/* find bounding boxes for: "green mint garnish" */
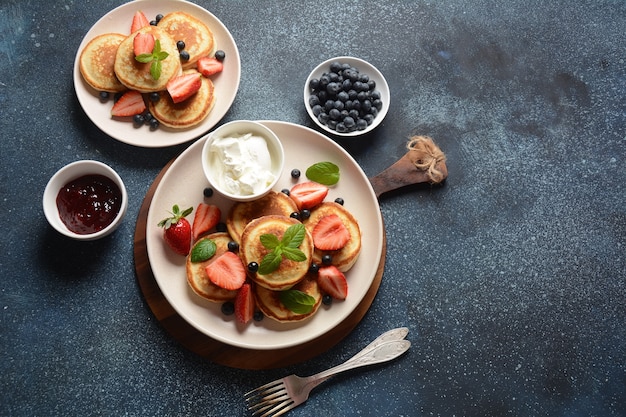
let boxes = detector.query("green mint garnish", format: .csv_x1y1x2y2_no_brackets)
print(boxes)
279,289,316,314
190,239,217,263
135,39,169,80
258,223,307,275
306,161,340,186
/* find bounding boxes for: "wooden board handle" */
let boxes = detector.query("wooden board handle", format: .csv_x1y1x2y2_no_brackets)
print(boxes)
369,136,448,198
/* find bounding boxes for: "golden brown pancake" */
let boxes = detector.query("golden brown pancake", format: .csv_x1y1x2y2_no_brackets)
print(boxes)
157,11,215,69
227,191,298,244
79,33,127,92
148,69,215,129
304,202,361,272
240,215,313,291
186,232,238,302
114,25,181,93
254,273,322,322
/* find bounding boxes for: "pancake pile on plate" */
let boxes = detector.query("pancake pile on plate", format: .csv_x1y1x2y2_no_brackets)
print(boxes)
185,187,362,324
78,10,220,129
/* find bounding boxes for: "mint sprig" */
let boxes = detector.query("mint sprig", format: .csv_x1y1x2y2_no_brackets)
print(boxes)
306,161,340,185
258,223,307,275
190,239,217,263
135,39,169,80
279,289,316,314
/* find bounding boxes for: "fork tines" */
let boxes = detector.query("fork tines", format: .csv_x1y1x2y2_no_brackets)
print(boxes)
245,379,293,416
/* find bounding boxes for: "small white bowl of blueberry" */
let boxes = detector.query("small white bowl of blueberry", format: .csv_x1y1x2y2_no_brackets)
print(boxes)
304,56,390,137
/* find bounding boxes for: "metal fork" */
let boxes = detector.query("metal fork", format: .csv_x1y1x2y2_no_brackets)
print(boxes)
245,328,410,417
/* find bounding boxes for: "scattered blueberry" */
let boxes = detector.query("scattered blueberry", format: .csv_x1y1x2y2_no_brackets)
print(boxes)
214,50,226,61
322,294,333,306
281,188,290,196
290,212,301,220
253,311,264,322
228,241,239,253
291,168,301,179
309,262,320,274
149,92,160,102
221,302,235,315
176,40,186,51
203,187,214,197
180,50,190,61
247,262,259,273
133,114,145,126
334,197,344,205
149,118,159,130
322,254,333,265
300,209,311,220
155,14,164,23
99,91,109,102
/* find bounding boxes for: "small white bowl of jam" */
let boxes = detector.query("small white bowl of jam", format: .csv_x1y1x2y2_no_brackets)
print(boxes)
43,160,128,241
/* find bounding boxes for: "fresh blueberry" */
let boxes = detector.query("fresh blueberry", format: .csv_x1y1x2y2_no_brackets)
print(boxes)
214,50,226,61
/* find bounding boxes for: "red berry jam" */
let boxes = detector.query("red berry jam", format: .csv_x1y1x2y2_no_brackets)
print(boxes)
56,174,122,235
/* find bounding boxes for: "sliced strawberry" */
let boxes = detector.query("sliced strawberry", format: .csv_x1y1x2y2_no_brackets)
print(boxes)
197,56,224,77
111,90,146,117
205,251,246,290
133,32,154,57
289,181,329,210
312,214,350,250
235,283,255,324
317,265,348,300
158,205,193,256
130,11,150,33
166,72,202,104
192,203,221,241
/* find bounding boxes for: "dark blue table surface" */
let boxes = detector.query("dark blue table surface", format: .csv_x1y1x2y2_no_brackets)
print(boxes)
1,1,625,416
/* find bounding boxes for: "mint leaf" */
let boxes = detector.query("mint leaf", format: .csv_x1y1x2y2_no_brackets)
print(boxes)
306,162,340,186
135,53,154,63
282,246,307,262
260,234,280,250
258,223,308,275
283,223,305,248
190,239,217,263
259,251,283,275
150,60,162,81
279,290,316,314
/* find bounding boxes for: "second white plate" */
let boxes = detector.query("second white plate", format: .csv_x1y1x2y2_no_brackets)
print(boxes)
73,0,241,147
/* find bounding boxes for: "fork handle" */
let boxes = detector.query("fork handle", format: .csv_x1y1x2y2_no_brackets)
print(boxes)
312,339,411,381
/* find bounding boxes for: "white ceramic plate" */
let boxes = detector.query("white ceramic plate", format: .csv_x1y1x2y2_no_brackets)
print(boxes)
304,56,390,137
73,0,241,148
145,121,384,350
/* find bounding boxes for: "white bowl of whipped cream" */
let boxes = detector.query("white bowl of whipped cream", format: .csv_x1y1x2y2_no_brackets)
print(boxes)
201,120,285,202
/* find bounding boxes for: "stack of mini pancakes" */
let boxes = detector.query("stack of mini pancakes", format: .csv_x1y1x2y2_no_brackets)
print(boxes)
79,11,217,129
187,191,362,323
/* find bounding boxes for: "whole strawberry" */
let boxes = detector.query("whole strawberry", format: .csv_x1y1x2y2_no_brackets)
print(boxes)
158,205,193,256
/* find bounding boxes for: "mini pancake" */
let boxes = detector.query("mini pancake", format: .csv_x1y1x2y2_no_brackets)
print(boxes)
148,69,215,129
304,202,361,272
114,25,181,93
79,33,127,92
254,273,322,323
227,191,298,244
158,11,215,69
240,215,313,291
186,232,238,302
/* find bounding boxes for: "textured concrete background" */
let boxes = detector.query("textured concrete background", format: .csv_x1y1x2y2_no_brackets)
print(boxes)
1,1,625,416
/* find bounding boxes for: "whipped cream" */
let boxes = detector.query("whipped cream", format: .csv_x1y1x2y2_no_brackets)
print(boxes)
208,132,276,196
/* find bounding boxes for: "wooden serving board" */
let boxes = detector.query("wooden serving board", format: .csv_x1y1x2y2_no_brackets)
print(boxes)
133,158,385,370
